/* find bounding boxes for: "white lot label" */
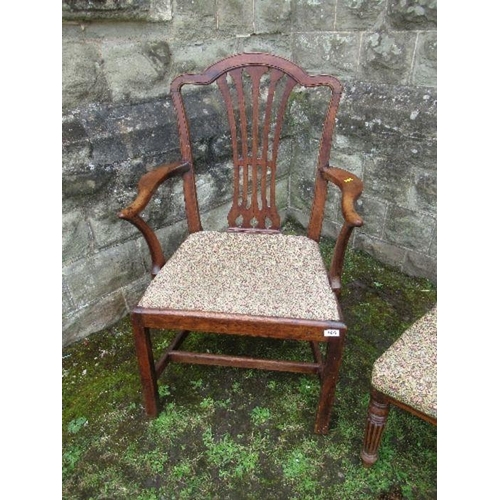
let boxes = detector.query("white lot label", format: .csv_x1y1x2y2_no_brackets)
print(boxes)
324,329,340,337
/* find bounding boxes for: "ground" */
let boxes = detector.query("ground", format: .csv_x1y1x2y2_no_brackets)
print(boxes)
62,223,437,499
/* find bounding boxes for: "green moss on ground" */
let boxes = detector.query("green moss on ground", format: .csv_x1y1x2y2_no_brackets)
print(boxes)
63,223,437,500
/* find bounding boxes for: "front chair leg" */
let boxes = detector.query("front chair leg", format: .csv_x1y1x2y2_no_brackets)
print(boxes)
314,337,345,434
131,313,160,417
361,388,390,467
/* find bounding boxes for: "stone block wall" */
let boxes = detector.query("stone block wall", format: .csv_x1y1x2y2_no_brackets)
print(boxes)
62,0,437,347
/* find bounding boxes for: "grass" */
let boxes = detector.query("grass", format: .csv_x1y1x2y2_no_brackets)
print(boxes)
62,222,437,499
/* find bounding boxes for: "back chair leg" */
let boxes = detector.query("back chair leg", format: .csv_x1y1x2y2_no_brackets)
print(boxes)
131,314,160,417
314,338,344,434
361,388,390,466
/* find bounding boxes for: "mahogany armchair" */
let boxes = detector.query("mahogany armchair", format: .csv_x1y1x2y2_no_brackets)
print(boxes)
119,53,363,434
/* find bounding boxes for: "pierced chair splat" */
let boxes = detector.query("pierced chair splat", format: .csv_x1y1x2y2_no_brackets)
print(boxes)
118,52,364,434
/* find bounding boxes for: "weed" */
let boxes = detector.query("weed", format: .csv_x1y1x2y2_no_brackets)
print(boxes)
158,384,171,397
215,397,233,410
202,428,259,480
67,416,87,434
62,444,85,477
190,378,204,390
231,381,242,393
281,446,322,497
199,397,215,410
250,406,271,425
267,380,277,390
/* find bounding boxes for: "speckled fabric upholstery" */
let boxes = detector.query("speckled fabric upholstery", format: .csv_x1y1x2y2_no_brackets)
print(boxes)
139,231,340,321
372,307,437,419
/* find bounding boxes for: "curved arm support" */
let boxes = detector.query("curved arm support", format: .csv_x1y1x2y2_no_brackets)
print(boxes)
118,161,190,277
119,161,190,219
320,166,364,296
125,215,166,277
320,166,363,228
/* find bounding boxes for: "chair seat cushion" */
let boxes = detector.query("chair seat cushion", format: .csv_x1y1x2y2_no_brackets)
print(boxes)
139,231,340,322
372,307,437,419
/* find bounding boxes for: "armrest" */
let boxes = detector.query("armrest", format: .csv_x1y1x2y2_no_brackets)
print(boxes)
117,160,190,277
118,161,190,220
320,166,363,227
318,166,363,297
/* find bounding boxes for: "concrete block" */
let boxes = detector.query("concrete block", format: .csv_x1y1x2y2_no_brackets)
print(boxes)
62,40,110,109
384,205,435,252
335,0,386,31
358,31,417,85
200,199,234,231
276,139,294,179
237,34,293,59
78,19,172,40
412,31,437,87
62,114,89,145
429,234,436,259
217,0,254,35
378,137,437,170
88,188,139,249
364,157,414,208
79,99,178,165
168,38,241,77
63,240,146,309
62,209,94,264
339,81,437,142
387,0,437,30
62,166,116,199
288,87,336,140
352,196,387,239
254,0,292,34
195,166,234,213
63,0,150,14
289,171,315,213
62,119,92,176
101,40,171,103
403,249,437,283
121,275,152,311
408,167,436,214
62,277,74,313
328,149,364,179
170,0,217,42
353,233,406,271
293,32,360,78
275,177,289,211
62,0,173,22
292,0,335,32
62,289,128,347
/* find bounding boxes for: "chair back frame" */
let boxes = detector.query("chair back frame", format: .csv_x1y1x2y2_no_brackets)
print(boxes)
170,52,343,238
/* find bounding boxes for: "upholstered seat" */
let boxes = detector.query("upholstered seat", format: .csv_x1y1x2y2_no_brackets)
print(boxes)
139,231,340,322
372,307,437,419
361,306,437,466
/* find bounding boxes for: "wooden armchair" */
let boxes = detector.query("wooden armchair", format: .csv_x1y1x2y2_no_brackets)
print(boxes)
118,53,363,434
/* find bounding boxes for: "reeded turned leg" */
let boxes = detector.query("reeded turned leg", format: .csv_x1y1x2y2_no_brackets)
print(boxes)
131,314,160,417
314,338,345,434
361,388,390,466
